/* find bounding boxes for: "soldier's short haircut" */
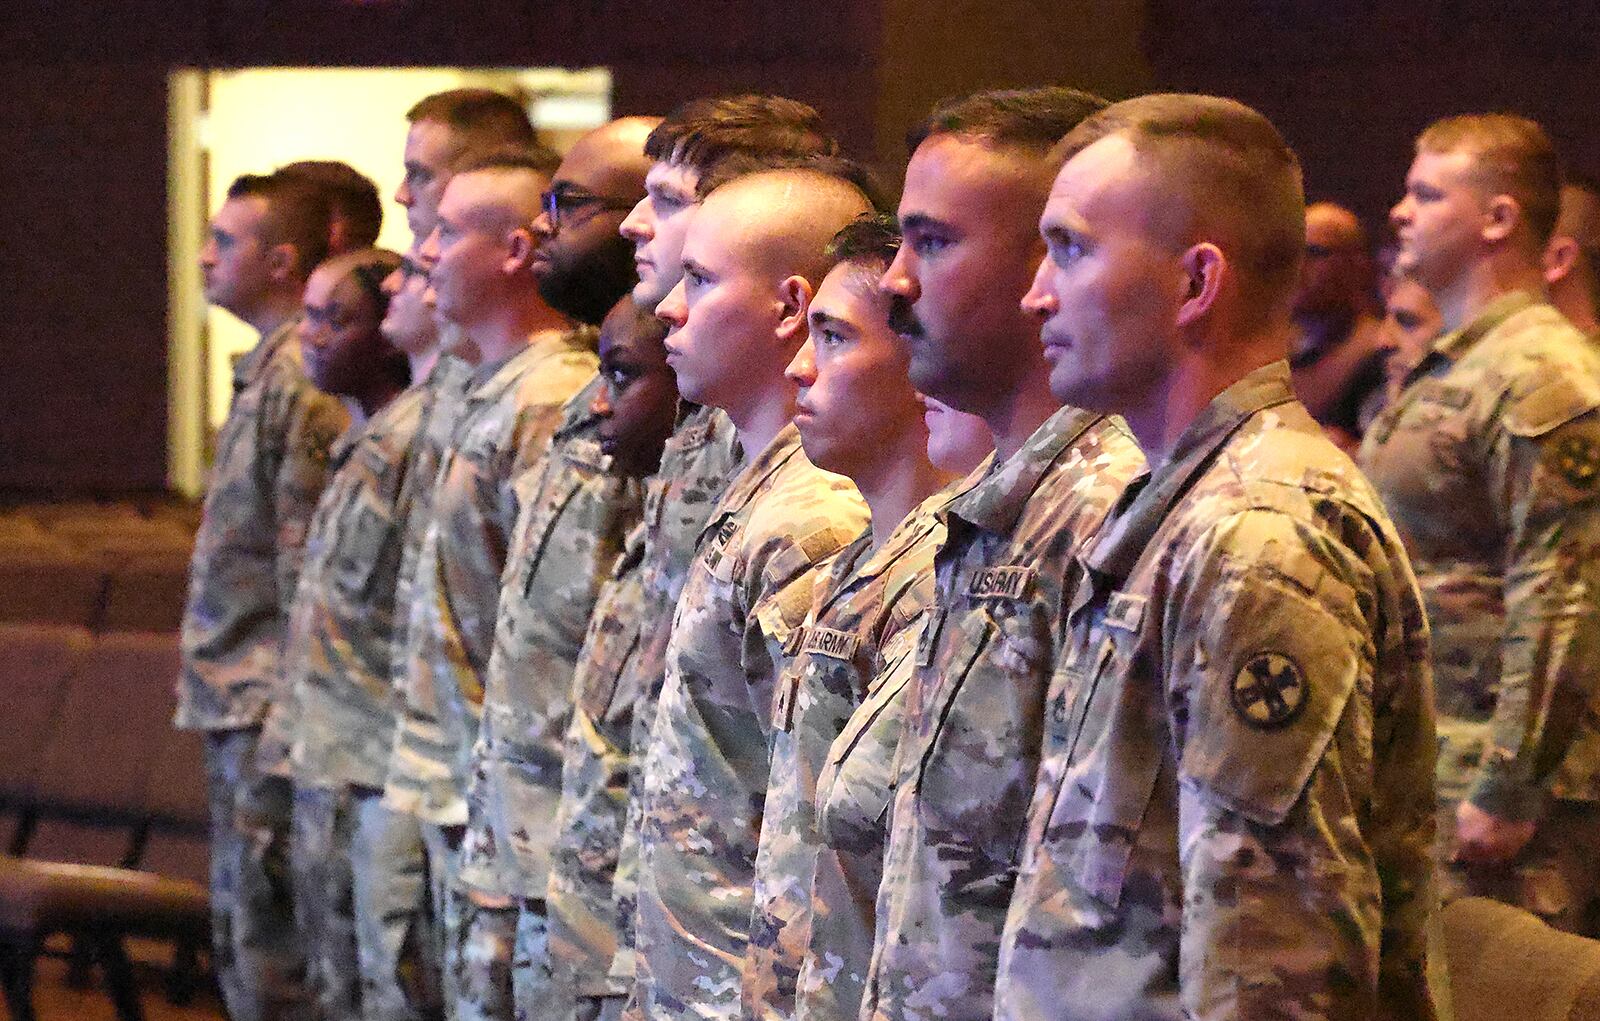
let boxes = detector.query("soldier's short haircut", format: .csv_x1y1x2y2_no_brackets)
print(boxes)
227,171,333,280
643,94,839,179
827,213,900,270
907,86,1110,156
695,152,886,210
405,88,539,168
1058,93,1306,323
278,159,383,249
331,247,404,319
455,144,563,179
1417,113,1562,246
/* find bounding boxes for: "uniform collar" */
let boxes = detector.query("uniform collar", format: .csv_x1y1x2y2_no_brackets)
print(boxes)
465,325,595,403
232,315,302,394
1085,360,1296,583
552,372,605,443
943,404,1106,537
814,495,942,621
711,420,806,525
1432,289,1537,362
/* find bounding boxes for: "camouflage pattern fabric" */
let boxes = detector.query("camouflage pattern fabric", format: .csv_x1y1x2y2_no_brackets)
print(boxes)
291,784,361,1021
387,355,478,823
349,789,439,1021
996,362,1439,1021
799,619,922,1021
395,328,598,829
461,374,643,900
177,316,349,733
456,896,518,1021
744,497,943,1021
631,422,868,1021
606,405,741,990
549,523,648,1000
205,728,308,1021
1361,291,1600,931
864,406,1144,1021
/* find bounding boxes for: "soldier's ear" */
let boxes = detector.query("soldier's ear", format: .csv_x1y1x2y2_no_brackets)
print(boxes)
1175,242,1225,330
775,275,814,346
265,241,301,286
1544,234,1580,285
504,226,538,277
1482,194,1520,244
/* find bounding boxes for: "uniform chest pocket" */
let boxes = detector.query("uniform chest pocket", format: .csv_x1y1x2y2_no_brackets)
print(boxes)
578,630,641,723
334,503,392,600
1038,626,1165,914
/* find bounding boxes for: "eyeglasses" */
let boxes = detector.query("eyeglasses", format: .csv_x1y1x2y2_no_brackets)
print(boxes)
541,185,636,230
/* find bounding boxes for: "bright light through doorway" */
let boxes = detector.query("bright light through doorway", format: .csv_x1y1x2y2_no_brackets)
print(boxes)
167,66,611,495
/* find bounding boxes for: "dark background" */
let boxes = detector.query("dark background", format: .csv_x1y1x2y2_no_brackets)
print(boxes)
6,0,1599,494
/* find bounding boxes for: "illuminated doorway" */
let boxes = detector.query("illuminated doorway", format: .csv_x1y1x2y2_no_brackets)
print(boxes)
167,66,611,495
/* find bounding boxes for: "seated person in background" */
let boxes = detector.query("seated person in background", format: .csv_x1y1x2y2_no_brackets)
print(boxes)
1290,200,1389,452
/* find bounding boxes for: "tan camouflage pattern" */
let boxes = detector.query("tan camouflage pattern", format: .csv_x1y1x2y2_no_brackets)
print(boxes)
460,373,644,899
996,362,1439,1021
1361,292,1600,827
549,522,648,999
743,498,943,1021
290,785,360,1021
799,618,922,1021
264,386,426,791
386,355,477,820
395,328,598,827
863,406,1143,1021
608,405,742,987
631,423,868,1021
177,316,349,731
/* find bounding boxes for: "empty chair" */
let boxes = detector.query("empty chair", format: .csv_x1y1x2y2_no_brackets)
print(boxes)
0,624,90,853
136,729,209,886
0,548,107,628
99,553,191,633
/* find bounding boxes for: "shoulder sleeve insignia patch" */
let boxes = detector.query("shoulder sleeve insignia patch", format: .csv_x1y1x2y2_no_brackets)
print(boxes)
1230,652,1308,730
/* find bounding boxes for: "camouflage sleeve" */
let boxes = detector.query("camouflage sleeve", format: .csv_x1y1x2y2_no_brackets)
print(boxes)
1479,383,1600,820
267,379,347,622
747,529,855,719
1169,508,1386,1020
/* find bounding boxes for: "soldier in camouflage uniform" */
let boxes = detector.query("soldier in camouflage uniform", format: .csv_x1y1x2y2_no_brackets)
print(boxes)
455,120,656,1021
995,93,1439,1021
630,168,874,1021
596,97,840,1011
862,88,1141,1021
546,298,683,1021
1364,114,1600,935
177,170,345,1021
741,216,961,1021
409,149,599,1020
259,247,409,1021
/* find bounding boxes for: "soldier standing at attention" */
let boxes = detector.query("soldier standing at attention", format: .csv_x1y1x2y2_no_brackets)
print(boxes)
1363,114,1600,935
602,96,841,1005
408,147,600,1020
547,297,681,1021
1542,174,1600,338
268,246,411,1021
863,88,1143,1021
380,89,541,1019
456,117,656,1021
630,165,873,1021
997,93,1439,1021
176,170,347,1021
741,214,962,1021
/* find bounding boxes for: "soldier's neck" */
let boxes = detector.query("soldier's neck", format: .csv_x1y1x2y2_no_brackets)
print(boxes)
724,385,798,467
466,295,572,366
1435,256,1546,333
855,450,957,552
246,291,304,341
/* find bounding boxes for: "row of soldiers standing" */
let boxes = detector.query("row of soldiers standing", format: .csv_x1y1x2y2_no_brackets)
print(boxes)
174,80,1600,1021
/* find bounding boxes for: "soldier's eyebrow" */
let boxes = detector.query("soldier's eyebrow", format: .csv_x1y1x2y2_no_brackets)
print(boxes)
808,308,851,334
898,212,948,235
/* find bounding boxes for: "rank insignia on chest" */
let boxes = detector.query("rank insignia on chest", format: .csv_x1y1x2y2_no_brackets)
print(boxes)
803,626,861,662
1230,652,1308,730
965,565,1036,600
1104,592,1146,632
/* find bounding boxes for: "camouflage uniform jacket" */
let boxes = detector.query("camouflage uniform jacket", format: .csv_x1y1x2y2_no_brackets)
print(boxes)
176,317,349,732
863,407,1143,1021
1360,291,1600,819
631,422,867,1021
396,328,598,826
258,386,425,789
549,521,648,997
608,405,741,985
996,362,1439,1021
460,374,645,898
744,498,942,1021
384,355,475,819
800,617,924,1021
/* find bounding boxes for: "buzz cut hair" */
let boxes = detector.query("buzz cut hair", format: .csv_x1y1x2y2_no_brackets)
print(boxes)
277,159,383,249
1416,113,1563,246
455,144,563,179
226,171,333,280
908,86,1111,156
694,152,885,210
643,94,840,180
405,88,539,168
1058,93,1306,324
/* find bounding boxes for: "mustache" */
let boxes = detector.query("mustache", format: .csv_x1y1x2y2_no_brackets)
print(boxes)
886,294,924,337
